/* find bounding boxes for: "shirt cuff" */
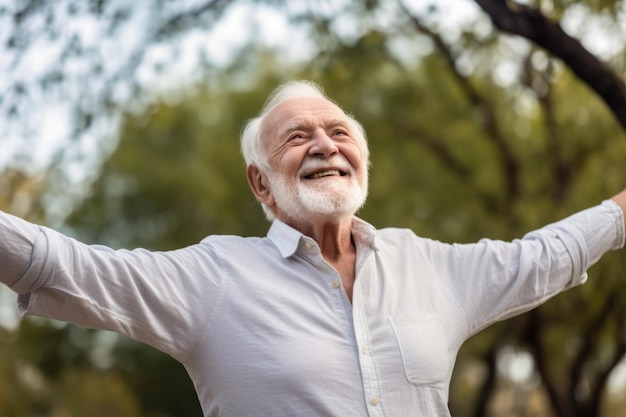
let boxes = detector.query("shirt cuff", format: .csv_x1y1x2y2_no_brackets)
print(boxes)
595,200,625,252
0,211,41,287
557,200,625,275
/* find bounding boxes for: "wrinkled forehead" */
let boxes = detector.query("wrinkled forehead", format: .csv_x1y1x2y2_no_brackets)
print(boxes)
260,96,349,141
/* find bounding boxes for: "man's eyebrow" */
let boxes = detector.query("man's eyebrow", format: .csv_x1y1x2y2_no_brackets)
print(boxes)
326,119,350,128
283,122,304,132
279,118,350,137
280,121,312,137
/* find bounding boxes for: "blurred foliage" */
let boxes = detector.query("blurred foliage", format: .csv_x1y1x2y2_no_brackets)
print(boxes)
0,168,46,221
3,0,626,417
64,79,272,249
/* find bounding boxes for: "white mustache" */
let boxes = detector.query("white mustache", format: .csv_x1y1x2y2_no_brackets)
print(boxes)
297,156,353,177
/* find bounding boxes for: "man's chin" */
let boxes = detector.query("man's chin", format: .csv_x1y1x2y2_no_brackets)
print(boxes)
300,195,364,218
273,181,366,222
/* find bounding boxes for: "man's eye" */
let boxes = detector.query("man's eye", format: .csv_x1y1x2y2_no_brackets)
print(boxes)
289,133,305,141
333,130,348,136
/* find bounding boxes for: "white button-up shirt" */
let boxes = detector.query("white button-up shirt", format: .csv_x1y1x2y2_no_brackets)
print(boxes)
2,200,624,417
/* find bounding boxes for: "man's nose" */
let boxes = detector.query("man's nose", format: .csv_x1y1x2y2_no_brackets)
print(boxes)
309,129,338,157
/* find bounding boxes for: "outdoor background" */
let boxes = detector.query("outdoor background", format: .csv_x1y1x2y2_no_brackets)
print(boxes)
2,0,626,416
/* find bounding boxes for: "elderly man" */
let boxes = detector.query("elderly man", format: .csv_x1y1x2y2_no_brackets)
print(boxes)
1,81,625,417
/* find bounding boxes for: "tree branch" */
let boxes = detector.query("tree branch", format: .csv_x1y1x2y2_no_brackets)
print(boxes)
474,0,626,133
399,1,521,203
569,294,617,411
155,0,232,39
587,294,626,416
526,309,574,417
470,325,512,417
395,123,500,212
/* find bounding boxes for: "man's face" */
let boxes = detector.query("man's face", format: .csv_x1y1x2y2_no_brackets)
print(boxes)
259,96,369,222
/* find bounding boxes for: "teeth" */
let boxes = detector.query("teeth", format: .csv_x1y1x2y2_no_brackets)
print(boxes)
310,170,340,179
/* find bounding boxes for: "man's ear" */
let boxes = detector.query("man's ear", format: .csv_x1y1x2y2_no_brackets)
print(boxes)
246,165,274,207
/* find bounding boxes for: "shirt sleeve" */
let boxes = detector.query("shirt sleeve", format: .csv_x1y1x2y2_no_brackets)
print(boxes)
426,200,624,336
0,210,224,361
0,211,41,286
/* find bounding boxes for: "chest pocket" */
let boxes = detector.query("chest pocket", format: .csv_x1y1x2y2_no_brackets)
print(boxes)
389,315,448,387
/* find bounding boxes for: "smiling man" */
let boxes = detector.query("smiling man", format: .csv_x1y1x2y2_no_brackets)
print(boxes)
1,80,626,417
244,87,370,301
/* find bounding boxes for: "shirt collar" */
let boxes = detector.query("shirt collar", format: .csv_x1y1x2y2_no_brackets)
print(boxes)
267,217,378,259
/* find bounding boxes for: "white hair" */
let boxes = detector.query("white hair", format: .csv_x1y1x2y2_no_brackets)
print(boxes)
240,80,369,221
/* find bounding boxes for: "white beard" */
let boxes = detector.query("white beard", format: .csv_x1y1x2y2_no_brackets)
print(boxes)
268,157,368,222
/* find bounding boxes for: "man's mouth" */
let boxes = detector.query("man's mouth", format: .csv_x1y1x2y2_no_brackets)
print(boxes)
305,169,347,179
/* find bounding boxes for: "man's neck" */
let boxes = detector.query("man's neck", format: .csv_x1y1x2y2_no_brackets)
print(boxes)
300,219,354,262
285,215,357,303
279,212,350,254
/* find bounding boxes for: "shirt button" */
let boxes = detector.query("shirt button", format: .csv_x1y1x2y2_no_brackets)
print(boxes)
360,346,367,355
304,241,313,249
331,280,340,289
370,397,379,406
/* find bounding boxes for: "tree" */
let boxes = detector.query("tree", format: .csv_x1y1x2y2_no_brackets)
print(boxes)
474,0,626,130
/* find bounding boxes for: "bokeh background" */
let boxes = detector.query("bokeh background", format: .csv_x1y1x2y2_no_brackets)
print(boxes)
2,0,626,416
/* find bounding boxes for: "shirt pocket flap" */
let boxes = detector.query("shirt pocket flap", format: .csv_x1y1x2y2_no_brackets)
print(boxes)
389,314,448,387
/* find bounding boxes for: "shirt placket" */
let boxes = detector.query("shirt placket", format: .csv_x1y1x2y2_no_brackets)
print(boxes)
302,238,353,317
301,235,385,416
352,259,386,417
